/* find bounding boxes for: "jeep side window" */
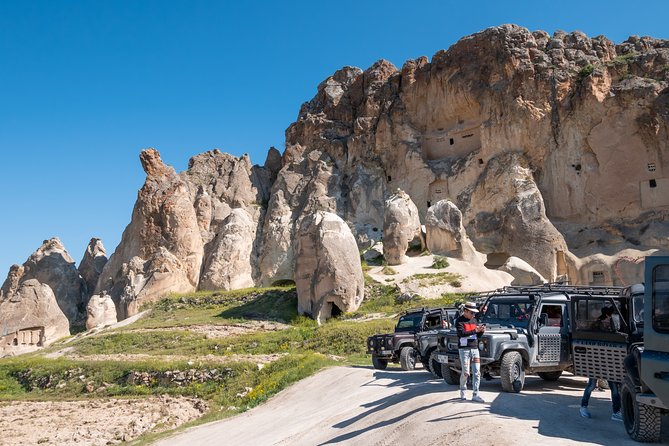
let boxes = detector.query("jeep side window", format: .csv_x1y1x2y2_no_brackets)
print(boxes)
540,304,563,327
652,264,669,333
425,313,440,329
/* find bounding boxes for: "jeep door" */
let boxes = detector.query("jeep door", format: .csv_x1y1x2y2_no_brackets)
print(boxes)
570,295,628,382
535,302,569,366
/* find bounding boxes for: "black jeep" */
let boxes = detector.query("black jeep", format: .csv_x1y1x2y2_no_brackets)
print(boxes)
367,307,456,370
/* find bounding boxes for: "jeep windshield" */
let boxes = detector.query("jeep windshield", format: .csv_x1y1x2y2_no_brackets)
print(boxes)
396,313,423,332
481,300,534,329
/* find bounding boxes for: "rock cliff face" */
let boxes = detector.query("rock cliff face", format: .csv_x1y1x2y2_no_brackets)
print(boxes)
260,24,669,286
50,24,668,320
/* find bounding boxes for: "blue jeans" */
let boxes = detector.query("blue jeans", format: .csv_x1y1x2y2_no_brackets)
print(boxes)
581,378,621,413
459,348,481,395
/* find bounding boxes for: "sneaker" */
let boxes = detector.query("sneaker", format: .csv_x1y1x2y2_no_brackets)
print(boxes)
611,411,623,422
471,394,485,403
459,390,466,400
579,406,591,418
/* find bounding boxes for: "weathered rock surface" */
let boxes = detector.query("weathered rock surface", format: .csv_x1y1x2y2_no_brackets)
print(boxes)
85,293,118,330
1,238,87,325
0,279,70,356
199,208,255,291
294,212,364,323
498,256,547,286
9,25,667,330
383,190,423,265
78,238,108,298
425,200,477,261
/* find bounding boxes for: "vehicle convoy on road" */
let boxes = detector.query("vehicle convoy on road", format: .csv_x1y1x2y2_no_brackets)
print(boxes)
366,307,458,371
573,256,669,442
435,285,624,392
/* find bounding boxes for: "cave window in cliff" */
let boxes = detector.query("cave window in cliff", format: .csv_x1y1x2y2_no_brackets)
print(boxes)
449,138,454,145
591,271,606,285
427,201,431,208
12,338,17,346
650,179,657,188
484,252,511,269
478,158,484,165
647,163,656,172
387,176,391,182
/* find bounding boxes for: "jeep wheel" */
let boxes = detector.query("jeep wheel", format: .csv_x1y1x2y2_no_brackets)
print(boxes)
441,363,460,385
428,351,443,378
621,375,661,442
372,355,388,370
537,371,562,381
500,351,525,393
399,346,417,371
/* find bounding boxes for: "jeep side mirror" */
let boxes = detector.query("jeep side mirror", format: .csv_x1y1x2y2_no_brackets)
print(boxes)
539,313,548,327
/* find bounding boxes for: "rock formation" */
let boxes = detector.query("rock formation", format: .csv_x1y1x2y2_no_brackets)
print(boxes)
7,25,668,326
294,211,364,323
498,257,547,286
79,238,108,298
383,190,423,265
1,238,87,326
425,200,477,262
85,293,118,330
0,279,70,357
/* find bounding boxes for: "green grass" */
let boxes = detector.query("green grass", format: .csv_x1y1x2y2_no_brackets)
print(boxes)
0,280,472,442
402,272,463,287
381,266,397,275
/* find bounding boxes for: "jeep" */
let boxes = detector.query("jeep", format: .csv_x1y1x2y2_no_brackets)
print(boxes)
617,256,669,442
366,307,456,371
435,285,623,392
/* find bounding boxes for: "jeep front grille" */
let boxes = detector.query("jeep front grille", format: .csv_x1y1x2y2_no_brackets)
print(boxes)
572,340,626,383
537,333,561,362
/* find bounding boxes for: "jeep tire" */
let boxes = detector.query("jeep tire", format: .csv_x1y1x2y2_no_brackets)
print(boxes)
399,346,417,371
372,355,388,370
500,351,525,393
428,350,443,378
441,363,460,385
537,371,562,381
621,375,661,442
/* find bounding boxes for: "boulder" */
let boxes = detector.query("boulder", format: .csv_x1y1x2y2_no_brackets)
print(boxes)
294,212,364,323
498,256,547,285
78,238,108,298
425,200,477,261
0,279,70,356
383,190,423,265
0,238,87,326
199,208,255,290
85,293,118,330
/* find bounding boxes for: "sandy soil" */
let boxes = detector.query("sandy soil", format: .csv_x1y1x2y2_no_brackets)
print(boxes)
0,395,207,446
367,253,513,298
153,366,669,446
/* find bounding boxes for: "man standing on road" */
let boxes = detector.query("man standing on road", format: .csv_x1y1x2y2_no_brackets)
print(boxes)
456,301,486,402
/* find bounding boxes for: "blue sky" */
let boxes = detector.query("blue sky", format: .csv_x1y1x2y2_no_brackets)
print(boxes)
1,0,667,273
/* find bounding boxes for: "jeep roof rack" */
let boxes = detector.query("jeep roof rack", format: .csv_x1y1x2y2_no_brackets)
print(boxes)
500,284,624,296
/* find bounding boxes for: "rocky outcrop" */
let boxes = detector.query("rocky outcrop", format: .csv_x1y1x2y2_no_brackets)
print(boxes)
79,238,108,298
1,238,87,326
294,212,364,323
498,257,547,286
0,279,70,356
383,190,423,265
425,200,477,261
85,293,117,330
199,208,255,291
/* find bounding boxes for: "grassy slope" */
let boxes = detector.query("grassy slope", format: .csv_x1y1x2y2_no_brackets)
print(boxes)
0,282,466,444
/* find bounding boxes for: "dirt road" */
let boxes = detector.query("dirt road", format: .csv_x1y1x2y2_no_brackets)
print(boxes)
153,366,668,445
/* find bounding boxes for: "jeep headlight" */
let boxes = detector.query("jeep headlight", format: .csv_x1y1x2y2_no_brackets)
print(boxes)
369,339,375,347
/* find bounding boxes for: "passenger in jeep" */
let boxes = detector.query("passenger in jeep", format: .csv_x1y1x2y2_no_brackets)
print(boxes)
455,302,486,403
